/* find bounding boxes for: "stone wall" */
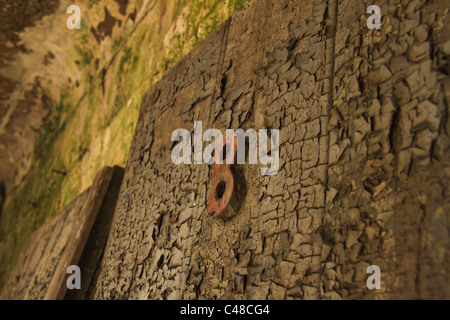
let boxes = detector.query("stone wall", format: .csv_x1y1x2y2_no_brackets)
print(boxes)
0,188,90,300
0,166,124,299
0,1,248,289
93,0,450,299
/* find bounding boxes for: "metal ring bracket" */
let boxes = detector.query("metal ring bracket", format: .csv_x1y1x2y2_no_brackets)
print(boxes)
207,134,246,221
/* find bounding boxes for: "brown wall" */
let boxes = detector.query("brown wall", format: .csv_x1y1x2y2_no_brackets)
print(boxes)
93,0,450,299
0,166,124,300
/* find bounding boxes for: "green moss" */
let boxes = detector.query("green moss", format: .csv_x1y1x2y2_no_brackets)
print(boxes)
172,0,187,22
74,45,93,69
79,18,89,32
79,27,89,44
119,46,133,73
229,0,247,15
111,36,124,54
87,0,99,9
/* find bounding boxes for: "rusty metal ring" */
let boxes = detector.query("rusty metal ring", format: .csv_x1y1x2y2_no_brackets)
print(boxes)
207,134,245,220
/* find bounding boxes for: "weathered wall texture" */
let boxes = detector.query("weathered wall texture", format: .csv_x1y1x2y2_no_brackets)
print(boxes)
0,166,124,300
0,188,93,300
94,0,450,299
0,0,248,288
0,188,90,300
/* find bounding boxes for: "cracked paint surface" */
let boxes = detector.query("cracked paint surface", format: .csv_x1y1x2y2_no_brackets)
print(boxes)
94,0,450,300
